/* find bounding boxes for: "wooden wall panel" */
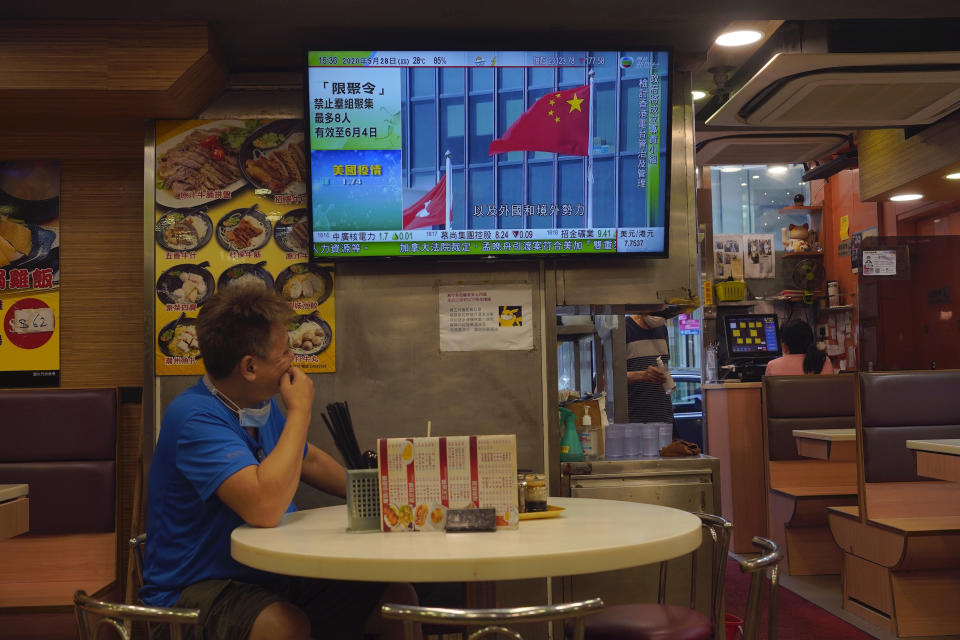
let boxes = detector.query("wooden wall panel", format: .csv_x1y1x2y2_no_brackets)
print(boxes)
57,158,144,387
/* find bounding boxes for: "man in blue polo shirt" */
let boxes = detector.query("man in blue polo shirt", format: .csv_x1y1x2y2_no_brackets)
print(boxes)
143,286,418,640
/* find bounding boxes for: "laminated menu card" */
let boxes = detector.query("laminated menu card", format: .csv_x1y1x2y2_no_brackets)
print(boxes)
377,435,519,532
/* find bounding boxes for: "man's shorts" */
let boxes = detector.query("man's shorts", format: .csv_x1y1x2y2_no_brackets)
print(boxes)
151,576,387,640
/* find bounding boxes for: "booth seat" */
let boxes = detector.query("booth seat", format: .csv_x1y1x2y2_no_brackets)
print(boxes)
0,388,118,610
762,374,857,575
827,371,960,637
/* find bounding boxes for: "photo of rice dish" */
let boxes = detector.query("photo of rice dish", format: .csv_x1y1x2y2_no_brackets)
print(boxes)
218,262,274,294
274,209,310,254
244,132,306,195
156,212,211,251
217,206,270,252
227,272,268,291
287,318,330,355
158,317,201,359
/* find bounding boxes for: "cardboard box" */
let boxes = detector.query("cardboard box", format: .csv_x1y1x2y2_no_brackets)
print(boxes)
376,435,518,532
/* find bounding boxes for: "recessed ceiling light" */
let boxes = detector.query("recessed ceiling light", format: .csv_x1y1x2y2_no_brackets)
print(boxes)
945,172,960,180
720,166,742,173
752,175,759,179
691,90,707,100
740,182,747,187
767,165,788,175
890,193,923,202
715,30,763,47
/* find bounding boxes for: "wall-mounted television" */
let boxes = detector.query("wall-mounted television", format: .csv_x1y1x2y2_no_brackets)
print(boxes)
305,49,671,260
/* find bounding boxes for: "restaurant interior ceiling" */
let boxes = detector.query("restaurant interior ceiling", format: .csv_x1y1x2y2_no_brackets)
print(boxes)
5,0,960,188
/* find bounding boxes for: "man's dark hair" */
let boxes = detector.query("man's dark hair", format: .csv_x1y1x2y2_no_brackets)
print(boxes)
197,286,293,379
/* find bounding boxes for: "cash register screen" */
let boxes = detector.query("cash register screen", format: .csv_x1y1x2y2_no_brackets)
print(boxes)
724,314,781,360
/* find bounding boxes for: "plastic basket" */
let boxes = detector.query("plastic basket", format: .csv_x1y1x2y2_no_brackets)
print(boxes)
714,281,746,302
346,468,381,532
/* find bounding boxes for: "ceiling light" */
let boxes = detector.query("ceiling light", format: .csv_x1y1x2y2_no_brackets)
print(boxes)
715,30,763,47
945,172,960,180
691,90,707,101
890,193,923,202
720,166,742,173
752,175,759,179
740,182,747,187
767,165,788,175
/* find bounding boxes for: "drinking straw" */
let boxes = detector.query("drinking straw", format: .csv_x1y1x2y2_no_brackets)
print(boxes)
427,420,431,437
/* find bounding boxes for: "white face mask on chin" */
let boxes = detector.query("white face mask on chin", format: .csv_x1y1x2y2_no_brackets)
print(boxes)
202,376,272,429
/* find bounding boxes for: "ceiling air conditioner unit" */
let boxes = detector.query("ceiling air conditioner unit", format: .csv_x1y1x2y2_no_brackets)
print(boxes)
705,52,960,129
696,131,849,166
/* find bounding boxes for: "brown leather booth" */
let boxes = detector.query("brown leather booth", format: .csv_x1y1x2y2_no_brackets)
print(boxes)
0,388,118,609
764,374,856,461
762,375,857,575
828,370,960,637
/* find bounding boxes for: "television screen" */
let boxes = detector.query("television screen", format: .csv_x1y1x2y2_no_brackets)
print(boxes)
724,314,782,359
305,49,671,259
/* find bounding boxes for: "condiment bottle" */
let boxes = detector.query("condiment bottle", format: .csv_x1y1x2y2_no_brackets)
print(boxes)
579,413,597,461
523,473,548,512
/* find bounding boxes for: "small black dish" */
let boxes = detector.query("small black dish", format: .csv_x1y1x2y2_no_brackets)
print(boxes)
286,313,332,356
273,208,311,254
274,263,333,306
217,260,274,292
157,313,201,359
156,262,215,307
238,119,306,196
215,205,271,252
155,209,214,252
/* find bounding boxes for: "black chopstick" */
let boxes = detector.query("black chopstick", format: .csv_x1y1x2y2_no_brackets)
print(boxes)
320,412,352,468
341,401,363,468
324,402,362,469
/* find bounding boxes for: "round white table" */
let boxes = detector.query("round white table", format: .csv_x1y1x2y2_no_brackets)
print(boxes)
231,497,701,583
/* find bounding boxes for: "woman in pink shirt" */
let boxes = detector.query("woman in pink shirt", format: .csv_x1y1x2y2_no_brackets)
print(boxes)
765,320,834,376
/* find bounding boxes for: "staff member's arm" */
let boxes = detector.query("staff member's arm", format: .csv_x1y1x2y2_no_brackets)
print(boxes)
627,366,667,384
216,367,314,527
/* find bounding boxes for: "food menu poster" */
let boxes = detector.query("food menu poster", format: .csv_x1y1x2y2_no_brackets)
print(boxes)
377,435,519,532
0,161,60,387
154,119,335,375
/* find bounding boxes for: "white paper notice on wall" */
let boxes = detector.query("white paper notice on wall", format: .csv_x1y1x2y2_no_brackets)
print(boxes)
439,284,533,352
861,250,897,276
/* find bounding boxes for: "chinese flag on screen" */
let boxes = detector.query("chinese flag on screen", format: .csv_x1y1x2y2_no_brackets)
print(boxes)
402,175,447,230
489,84,589,156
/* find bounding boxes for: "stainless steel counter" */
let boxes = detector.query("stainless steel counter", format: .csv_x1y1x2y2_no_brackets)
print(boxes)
558,455,723,633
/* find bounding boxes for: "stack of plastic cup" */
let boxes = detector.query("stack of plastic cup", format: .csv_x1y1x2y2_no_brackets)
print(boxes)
657,423,673,451
640,423,660,457
605,424,624,459
623,423,642,458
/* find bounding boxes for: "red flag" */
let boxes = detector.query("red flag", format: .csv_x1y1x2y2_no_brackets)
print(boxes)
402,175,447,230
489,84,589,156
